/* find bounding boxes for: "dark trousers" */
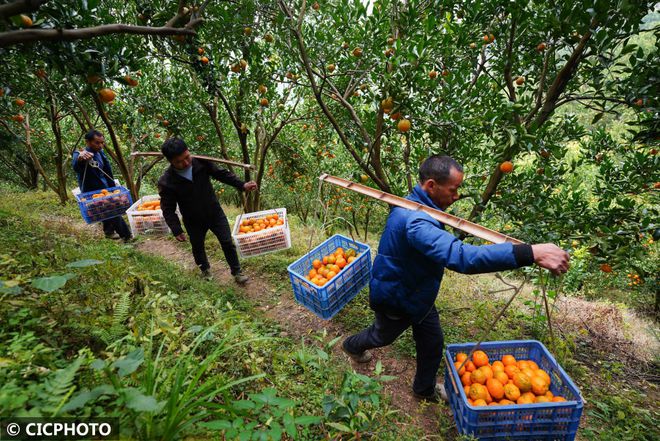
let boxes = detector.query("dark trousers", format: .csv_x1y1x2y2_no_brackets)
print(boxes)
343,306,444,396
102,216,131,239
185,215,241,275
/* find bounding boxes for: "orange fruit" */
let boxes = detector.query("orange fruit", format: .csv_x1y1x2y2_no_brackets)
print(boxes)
492,361,505,372
326,255,336,265
545,391,554,400
502,355,516,366
536,396,550,403
552,396,566,402
473,351,489,367
503,383,521,401
397,119,411,133
20,14,32,27
455,361,466,376
473,399,487,406
527,361,539,370
513,373,532,393
499,399,514,405
326,271,337,279
522,368,536,379
465,361,476,372
456,353,468,363
201,56,209,64
517,393,535,405
308,269,317,278
517,360,530,370
336,258,347,269
504,365,520,379
98,88,116,103
470,369,487,385
479,365,494,381
469,383,488,402
531,376,549,396
260,98,269,107
486,378,505,400
461,372,472,387
534,369,551,386
499,161,514,174
494,371,509,385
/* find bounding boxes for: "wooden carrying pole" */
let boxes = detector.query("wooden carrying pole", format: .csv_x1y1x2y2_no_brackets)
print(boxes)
319,174,523,245
131,152,256,170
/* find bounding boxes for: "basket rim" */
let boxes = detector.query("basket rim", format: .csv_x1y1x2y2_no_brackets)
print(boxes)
446,339,583,410
287,233,370,288
232,207,288,239
76,185,128,202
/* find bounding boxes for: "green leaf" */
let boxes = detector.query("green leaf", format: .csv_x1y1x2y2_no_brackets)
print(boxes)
122,388,162,412
111,349,144,376
326,422,351,432
293,415,321,425
66,259,104,268
62,385,115,412
199,420,233,430
31,274,76,293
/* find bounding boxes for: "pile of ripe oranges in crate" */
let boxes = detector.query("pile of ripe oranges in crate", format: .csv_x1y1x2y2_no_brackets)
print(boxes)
137,199,161,211
305,247,358,287
237,213,284,234
454,350,567,406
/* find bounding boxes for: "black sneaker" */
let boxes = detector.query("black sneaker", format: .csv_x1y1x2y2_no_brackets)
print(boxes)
201,269,213,281
341,339,372,363
413,383,448,403
105,232,120,240
233,272,249,284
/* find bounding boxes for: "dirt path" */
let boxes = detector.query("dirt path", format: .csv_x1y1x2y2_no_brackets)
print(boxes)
136,237,449,438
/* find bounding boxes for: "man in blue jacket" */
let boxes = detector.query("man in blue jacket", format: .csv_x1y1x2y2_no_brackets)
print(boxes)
72,130,132,241
342,155,570,403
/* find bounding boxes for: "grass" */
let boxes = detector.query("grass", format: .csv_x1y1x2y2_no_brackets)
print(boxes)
1,187,658,440
0,188,417,440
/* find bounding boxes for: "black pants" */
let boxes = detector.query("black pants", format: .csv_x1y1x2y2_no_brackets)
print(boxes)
185,215,241,275
102,216,131,239
343,306,444,396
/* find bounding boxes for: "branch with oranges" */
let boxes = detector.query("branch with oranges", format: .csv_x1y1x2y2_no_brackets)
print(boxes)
0,0,206,48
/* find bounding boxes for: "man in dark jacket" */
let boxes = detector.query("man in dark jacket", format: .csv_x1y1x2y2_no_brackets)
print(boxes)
158,138,257,283
342,155,570,403
72,129,132,241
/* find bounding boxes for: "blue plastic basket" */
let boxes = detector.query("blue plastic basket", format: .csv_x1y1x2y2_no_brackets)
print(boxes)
75,186,132,224
287,234,371,320
445,340,583,440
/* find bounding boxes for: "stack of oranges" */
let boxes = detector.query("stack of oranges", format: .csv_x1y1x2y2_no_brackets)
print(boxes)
453,350,566,406
238,213,284,234
305,247,358,287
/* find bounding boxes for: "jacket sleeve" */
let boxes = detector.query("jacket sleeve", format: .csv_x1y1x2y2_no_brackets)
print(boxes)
406,216,524,274
204,160,245,191
158,183,183,236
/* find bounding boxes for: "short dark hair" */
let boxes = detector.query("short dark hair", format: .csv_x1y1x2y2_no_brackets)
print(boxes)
161,138,188,161
84,129,103,141
419,155,463,184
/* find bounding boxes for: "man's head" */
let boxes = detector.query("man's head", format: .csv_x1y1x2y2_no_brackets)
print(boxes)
84,129,104,152
161,138,192,170
419,155,464,210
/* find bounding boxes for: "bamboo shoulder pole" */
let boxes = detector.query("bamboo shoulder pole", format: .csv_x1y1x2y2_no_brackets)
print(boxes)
318,174,523,245
131,151,255,170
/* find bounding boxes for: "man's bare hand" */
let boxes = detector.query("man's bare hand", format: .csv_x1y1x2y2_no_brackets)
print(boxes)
78,150,93,162
175,233,187,242
531,244,570,275
243,181,258,192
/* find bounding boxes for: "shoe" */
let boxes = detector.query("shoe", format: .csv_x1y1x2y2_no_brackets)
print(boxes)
233,272,249,284
413,383,448,404
105,232,120,240
201,269,213,281
341,339,372,363
122,236,136,243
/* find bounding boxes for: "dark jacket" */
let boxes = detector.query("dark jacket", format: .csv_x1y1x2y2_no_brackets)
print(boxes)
72,148,114,192
158,158,245,236
369,185,534,323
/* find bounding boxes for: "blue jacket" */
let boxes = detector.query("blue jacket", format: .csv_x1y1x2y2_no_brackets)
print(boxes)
369,185,532,323
72,148,115,193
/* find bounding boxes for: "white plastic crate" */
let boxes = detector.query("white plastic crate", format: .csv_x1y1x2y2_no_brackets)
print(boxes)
126,195,173,236
231,208,291,258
